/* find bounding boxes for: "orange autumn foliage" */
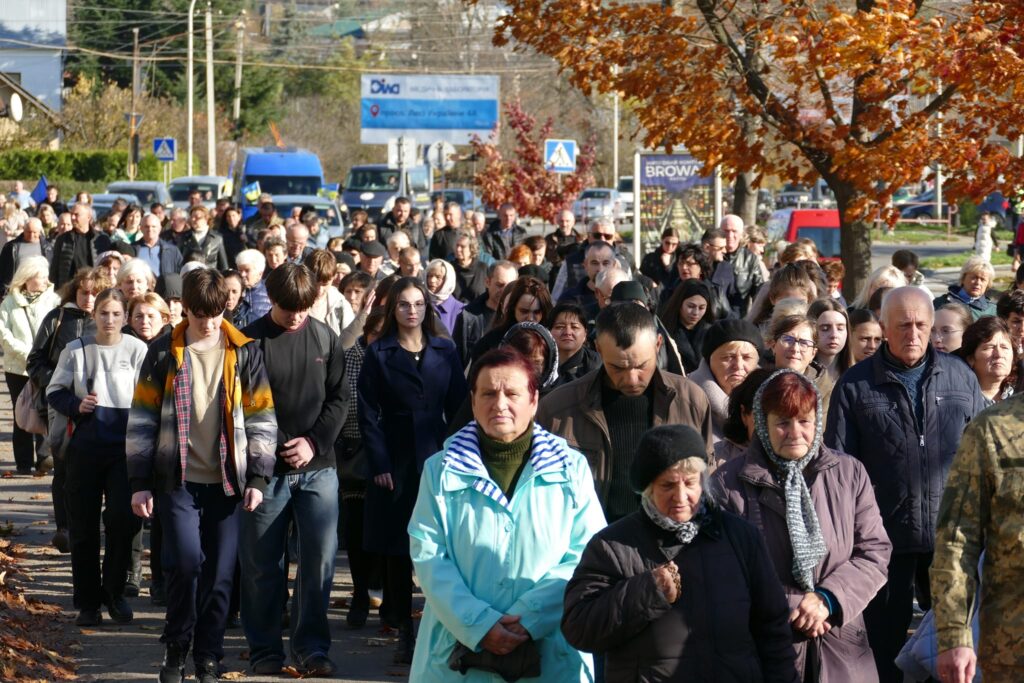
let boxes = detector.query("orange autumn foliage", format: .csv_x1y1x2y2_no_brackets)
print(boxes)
487,0,1024,291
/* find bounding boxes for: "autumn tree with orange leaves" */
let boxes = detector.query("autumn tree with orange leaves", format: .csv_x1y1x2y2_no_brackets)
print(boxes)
488,0,1024,292
471,100,597,223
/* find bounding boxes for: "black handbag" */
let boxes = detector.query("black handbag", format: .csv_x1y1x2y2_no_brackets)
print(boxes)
447,640,541,682
337,436,369,484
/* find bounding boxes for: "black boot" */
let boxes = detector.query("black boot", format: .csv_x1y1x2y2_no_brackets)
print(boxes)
125,533,144,597
195,656,220,683
158,642,188,683
393,621,414,665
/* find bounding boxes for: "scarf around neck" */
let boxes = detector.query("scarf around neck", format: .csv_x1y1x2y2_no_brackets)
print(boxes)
753,368,827,591
641,493,707,546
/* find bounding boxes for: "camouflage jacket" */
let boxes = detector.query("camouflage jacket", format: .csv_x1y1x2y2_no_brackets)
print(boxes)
931,395,1024,668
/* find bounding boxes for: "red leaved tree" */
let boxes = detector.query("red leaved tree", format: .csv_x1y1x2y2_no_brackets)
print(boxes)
471,100,597,223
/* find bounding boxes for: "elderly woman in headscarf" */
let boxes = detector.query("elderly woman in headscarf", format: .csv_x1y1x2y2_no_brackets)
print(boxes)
562,424,800,683
713,369,892,682
426,258,465,336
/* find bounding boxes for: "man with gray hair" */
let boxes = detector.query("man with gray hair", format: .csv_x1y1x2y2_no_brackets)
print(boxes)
0,216,51,296
825,286,987,683
551,218,627,300
716,214,765,316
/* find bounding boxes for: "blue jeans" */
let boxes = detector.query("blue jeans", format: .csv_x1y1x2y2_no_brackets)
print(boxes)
157,482,240,665
240,467,339,667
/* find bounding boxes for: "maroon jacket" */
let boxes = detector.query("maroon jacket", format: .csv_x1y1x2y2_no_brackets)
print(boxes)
713,443,892,683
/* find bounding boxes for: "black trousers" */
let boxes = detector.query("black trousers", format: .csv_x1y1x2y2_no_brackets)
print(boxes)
340,490,382,605
6,373,43,471
863,551,933,683
64,442,139,610
382,555,413,629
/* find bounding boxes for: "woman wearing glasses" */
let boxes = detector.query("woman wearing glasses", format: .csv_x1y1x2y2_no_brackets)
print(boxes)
768,314,821,379
357,277,468,664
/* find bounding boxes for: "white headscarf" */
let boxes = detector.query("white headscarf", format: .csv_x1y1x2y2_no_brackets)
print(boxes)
427,259,457,304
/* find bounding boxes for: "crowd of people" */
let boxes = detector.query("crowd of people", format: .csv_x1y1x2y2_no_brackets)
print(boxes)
0,181,1021,683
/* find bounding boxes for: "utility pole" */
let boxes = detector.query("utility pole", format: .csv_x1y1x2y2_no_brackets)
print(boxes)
205,1,216,176
233,12,245,123
187,0,198,175
611,70,619,184
129,28,140,180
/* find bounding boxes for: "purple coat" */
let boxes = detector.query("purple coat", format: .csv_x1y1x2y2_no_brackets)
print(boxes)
713,443,892,683
432,295,465,337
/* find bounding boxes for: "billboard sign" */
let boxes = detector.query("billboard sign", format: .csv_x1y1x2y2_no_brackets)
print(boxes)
360,75,500,145
636,153,715,245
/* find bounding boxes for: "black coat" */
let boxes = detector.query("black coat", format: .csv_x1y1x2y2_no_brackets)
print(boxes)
49,230,112,289
669,321,711,376
640,248,675,286
0,235,52,296
177,230,229,270
480,223,527,261
453,259,488,303
563,508,799,683
555,345,602,388
26,305,95,397
356,333,467,555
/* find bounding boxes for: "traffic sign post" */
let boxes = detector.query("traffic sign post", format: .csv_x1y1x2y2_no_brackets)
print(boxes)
153,138,177,186
427,141,456,189
544,139,577,173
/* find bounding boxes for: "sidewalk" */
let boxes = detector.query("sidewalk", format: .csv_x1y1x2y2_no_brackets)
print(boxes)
0,376,410,683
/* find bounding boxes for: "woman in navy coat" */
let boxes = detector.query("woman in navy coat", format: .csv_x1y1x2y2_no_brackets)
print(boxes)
357,276,467,663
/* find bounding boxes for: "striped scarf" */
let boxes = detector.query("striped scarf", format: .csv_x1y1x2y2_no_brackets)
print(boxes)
641,494,706,546
753,368,826,592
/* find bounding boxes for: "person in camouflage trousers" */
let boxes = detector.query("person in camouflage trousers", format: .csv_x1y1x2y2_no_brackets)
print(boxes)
931,395,1024,683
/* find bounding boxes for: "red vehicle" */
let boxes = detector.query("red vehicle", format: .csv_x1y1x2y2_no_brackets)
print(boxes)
768,208,841,261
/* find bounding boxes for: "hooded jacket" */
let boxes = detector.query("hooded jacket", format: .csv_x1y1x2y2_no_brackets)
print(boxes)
0,286,60,376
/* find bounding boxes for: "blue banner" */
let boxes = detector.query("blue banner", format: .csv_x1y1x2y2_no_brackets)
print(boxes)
361,98,499,131
30,176,48,205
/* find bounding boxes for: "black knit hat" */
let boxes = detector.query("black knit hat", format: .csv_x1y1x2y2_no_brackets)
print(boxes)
610,280,648,305
701,318,764,364
629,425,708,493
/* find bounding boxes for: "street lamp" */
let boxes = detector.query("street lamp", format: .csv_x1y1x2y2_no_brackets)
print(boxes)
187,0,198,176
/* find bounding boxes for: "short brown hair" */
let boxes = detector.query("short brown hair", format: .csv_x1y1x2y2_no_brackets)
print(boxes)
265,262,318,312
182,268,229,317
189,205,210,222
303,248,338,285
821,260,845,284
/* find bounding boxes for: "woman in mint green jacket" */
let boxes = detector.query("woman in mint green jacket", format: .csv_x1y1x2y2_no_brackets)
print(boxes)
408,348,606,682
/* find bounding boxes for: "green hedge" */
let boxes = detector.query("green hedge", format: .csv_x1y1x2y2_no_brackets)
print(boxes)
0,150,162,183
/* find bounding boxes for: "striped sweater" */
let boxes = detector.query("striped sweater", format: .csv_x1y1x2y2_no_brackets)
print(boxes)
126,320,277,495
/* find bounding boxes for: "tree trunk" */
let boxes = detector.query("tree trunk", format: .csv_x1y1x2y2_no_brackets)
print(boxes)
832,180,874,299
731,170,759,227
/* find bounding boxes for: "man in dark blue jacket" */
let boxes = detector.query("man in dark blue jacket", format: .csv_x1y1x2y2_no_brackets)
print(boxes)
824,286,987,683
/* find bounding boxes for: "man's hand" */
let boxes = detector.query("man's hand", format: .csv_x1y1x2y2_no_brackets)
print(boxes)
652,562,681,603
937,647,977,683
374,473,394,491
280,437,315,469
243,487,264,512
789,592,831,638
480,615,529,655
501,614,531,639
131,491,154,519
78,393,98,414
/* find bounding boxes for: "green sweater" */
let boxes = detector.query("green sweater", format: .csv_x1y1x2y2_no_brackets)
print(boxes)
478,427,532,499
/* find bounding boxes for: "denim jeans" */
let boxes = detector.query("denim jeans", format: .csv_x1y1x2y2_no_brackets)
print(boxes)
240,467,339,668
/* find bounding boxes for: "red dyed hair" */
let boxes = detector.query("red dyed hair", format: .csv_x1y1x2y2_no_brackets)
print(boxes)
760,372,817,419
469,348,539,396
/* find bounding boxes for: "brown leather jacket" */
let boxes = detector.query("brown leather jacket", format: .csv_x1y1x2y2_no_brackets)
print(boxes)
535,367,713,501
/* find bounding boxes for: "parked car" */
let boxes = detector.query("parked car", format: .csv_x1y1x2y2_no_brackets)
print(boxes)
168,175,233,209
767,208,841,260
573,188,623,224
70,193,140,220
776,181,834,209
898,188,1009,226
105,181,172,207
617,176,634,220
341,163,432,224
267,195,345,239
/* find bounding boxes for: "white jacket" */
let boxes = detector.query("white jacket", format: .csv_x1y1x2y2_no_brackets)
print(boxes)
0,286,60,376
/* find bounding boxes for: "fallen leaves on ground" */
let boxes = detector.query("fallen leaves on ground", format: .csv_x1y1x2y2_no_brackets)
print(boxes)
0,539,76,680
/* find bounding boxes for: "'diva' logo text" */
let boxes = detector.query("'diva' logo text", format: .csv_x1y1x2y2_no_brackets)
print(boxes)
370,79,400,95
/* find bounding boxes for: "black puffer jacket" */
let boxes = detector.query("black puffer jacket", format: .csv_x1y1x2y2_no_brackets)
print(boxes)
824,344,987,553
177,229,229,270
563,506,799,683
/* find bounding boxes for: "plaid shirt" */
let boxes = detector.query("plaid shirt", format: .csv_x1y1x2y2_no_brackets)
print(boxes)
172,349,234,496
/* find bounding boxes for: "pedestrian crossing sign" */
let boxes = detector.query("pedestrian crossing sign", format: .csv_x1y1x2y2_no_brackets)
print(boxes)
544,139,577,174
152,138,177,162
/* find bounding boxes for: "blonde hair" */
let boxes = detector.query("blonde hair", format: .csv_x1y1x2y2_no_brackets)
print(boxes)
959,255,995,284
851,265,907,310
9,255,50,294
116,258,156,291
129,292,171,323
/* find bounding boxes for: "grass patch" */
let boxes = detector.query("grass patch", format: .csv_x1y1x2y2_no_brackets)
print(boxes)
920,250,1014,270
873,229,962,244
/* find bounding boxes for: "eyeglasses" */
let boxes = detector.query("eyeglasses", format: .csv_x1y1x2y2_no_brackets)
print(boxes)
397,301,426,312
778,335,816,351
932,327,963,339
591,232,614,241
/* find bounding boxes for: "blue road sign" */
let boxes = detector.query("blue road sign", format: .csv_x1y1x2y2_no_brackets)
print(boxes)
544,139,577,173
153,138,177,162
